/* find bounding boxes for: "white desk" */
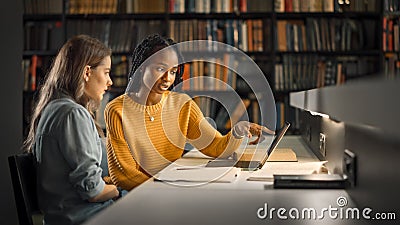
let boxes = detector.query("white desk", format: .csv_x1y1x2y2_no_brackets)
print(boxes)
84,136,363,225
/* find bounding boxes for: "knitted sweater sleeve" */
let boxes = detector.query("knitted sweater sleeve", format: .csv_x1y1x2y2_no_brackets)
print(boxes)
104,99,150,191
185,100,243,158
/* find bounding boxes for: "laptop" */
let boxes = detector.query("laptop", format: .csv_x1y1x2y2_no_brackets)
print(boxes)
206,122,291,169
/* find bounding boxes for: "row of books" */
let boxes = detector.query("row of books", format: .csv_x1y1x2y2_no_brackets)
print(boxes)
181,56,238,91
67,0,120,14
22,57,37,91
21,55,288,133
24,0,165,14
193,97,217,123
382,17,400,52
275,0,379,13
111,56,129,88
185,85,274,133
22,55,50,91
24,0,382,15
169,19,265,52
384,0,400,12
71,0,166,14
24,19,165,52
275,97,299,132
275,101,287,131
23,0,63,14
192,96,301,133
24,21,64,51
119,0,165,14
193,97,261,133
276,18,377,52
275,0,334,12
169,0,272,13
24,0,273,15
275,55,322,91
384,53,400,78
220,98,254,130
274,55,378,92
66,20,163,53
22,54,261,94
67,20,130,53
22,55,130,92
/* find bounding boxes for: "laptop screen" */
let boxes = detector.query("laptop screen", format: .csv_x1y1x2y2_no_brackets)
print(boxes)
260,121,291,165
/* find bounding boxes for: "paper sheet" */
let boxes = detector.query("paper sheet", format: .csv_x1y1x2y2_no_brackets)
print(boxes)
155,166,240,183
247,161,328,182
182,149,214,159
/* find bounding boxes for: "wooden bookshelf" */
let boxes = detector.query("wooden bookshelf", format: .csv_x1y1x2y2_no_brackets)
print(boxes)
382,0,400,78
22,0,396,137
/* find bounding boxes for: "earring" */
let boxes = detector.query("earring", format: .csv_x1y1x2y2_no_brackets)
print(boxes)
85,77,89,82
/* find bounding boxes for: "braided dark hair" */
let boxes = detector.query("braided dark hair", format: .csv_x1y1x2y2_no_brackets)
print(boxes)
128,34,184,92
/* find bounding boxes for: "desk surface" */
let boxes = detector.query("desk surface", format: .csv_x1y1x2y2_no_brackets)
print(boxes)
84,136,365,225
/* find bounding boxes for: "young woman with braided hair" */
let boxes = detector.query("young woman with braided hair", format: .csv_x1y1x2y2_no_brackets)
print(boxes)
104,34,273,191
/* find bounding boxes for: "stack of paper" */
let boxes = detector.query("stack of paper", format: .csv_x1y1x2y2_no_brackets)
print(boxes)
155,166,239,183
182,149,214,159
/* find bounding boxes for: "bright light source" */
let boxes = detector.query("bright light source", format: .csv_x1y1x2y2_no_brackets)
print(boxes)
309,111,330,119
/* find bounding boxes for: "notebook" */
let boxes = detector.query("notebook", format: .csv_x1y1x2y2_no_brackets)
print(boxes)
206,122,291,169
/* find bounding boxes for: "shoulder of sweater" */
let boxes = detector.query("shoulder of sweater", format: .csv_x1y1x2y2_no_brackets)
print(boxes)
105,94,125,111
168,91,192,103
107,94,125,105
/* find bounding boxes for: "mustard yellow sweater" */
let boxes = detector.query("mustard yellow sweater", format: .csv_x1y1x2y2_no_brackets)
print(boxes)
104,91,243,190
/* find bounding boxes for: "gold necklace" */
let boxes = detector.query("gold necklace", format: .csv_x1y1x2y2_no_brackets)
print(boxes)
130,92,164,122
144,107,160,122
144,97,165,122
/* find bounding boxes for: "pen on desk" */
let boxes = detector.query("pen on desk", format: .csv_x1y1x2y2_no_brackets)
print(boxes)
176,167,202,170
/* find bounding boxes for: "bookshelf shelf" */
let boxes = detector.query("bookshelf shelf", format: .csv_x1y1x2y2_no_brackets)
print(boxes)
179,50,272,58
276,12,380,19
65,13,167,20
168,12,272,20
276,50,381,56
384,51,400,55
383,12,400,17
23,14,63,21
23,50,59,57
246,51,273,56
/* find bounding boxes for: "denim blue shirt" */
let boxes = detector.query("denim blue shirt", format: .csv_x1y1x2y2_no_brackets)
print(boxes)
33,96,112,225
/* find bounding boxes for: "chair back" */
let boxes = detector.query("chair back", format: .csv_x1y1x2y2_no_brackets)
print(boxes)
8,153,41,225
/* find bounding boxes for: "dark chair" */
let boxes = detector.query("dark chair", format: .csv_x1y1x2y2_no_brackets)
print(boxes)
8,153,42,225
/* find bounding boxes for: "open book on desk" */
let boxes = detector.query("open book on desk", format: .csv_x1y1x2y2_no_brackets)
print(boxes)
247,161,328,182
155,166,240,183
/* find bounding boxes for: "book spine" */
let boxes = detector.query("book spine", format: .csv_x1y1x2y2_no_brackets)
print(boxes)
30,55,38,91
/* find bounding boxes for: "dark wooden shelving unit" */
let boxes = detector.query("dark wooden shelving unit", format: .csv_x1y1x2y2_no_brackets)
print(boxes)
22,0,393,136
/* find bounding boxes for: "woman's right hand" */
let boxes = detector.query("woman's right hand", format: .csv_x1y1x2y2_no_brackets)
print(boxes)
232,121,275,145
